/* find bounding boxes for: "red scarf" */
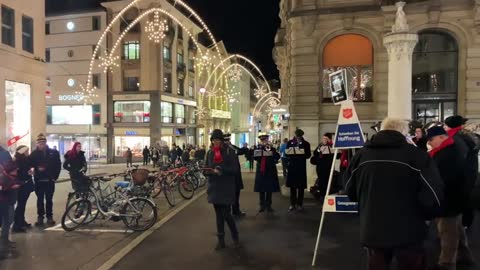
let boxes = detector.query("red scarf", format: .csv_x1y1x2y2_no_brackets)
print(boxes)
260,156,267,175
447,126,462,138
213,146,223,164
429,137,455,157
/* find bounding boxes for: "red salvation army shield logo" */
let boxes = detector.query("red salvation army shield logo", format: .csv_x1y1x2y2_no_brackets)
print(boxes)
328,198,335,206
343,108,353,119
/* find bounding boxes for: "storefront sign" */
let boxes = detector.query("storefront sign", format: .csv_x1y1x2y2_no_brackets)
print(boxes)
161,95,197,107
210,109,231,119
58,94,83,102
125,131,137,136
113,94,150,101
114,128,150,136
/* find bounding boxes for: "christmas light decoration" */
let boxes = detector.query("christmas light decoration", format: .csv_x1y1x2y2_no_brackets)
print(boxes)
98,54,119,73
195,107,209,119
145,11,168,44
228,65,242,82
254,85,268,99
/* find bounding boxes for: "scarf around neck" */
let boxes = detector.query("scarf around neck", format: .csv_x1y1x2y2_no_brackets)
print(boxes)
429,137,455,157
447,126,463,138
213,146,223,164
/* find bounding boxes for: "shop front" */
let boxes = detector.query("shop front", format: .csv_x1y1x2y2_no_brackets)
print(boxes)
47,134,107,163
113,128,150,163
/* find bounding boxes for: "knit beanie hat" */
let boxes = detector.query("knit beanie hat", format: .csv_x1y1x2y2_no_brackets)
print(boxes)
210,129,224,141
426,126,447,140
444,115,468,129
37,133,47,143
16,145,29,155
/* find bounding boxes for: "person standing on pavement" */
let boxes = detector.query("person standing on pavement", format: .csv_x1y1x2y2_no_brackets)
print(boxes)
413,127,428,152
285,129,312,212
344,118,444,270
151,148,159,168
142,146,150,166
310,133,335,199
279,138,289,183
223,134,246,217
254,134,281,213
205,129,240,250
247,146,255,172
12,146,34,233
63,142,89,193
444,115,479,231
427,126,475,270
29,134,61,227
125,148,133,168
0,145,19,255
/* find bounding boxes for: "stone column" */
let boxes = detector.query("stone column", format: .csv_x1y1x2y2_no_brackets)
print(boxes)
383,2,418,120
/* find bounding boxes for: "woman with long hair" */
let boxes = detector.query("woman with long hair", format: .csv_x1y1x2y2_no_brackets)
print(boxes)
205,129,239,250
12,146,34,233
63,142,89,192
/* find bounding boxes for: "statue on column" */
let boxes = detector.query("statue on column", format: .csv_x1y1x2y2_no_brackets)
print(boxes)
391,2,409,33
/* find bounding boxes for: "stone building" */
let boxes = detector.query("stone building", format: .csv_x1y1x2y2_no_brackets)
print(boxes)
275,0,480,186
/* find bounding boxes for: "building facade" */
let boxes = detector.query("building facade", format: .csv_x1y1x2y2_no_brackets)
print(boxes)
102,0,201,163
45,10,108,162
0,0,46,153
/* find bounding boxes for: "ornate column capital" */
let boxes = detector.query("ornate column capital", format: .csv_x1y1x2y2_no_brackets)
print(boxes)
383,33,418,61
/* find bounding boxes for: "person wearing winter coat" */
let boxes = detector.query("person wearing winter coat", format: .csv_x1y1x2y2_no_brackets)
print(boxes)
427,126,474,270
63,142,89,193
344,118,444,270
310,133,335,199
205,129,239,250
413,127,428,152
0,145,19,253
125,148,133,168
285,129,312,212
150,148,159,168
223,134,246,217
29,134,61,227
254,135,281,213
444,115,479,230
12,146,34,233
142,146,150,166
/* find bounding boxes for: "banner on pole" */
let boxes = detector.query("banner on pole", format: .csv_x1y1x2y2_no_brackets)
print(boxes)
333,100,365,149
322,195,358,213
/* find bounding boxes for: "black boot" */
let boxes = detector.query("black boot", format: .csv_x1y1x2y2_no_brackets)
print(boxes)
215,234,226,251
232,234,241,249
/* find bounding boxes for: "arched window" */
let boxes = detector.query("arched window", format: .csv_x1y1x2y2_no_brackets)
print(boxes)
322,34,374,102
412,30,458,124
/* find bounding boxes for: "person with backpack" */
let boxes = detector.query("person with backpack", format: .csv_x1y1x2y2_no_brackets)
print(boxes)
444,116,479,230
12,146,34,233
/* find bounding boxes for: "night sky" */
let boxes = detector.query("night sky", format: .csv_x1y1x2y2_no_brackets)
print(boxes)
46,0,281,80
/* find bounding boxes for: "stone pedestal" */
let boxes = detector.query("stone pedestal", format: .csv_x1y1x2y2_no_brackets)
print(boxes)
383,33,418,120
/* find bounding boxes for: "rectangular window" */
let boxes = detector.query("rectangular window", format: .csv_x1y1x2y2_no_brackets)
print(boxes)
161,102,173,123
188,83,194,97
123,41,140,60
163,45,171,61
115,137,150,157
188,58,195,72
177,51,184,64
189,107,196,124
46,48,50,62
177,78,184,96
93,74,101,88
46,105,99,125
175,104,185,124
177,27,183,40
114,101,150,123
92,16,101,31
2,5,15,47
45,22,50,35
124,77,139,91
164,73,172,93
22,16,34,53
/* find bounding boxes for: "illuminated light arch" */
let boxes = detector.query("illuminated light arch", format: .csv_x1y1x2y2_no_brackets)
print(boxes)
208,63,263,99
85,0,223,96
253,91,280,116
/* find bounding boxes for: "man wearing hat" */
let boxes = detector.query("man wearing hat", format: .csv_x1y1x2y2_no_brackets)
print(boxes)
427,126,474,269
444,115,479,230
223,133,246,217
285,129,312,212
254,134,280,212
29,134,61,227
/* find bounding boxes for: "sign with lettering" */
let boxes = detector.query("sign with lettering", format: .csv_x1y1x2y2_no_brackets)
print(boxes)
333,100,365,149
125,131,137,136
322,195,358,213
58,94,83,102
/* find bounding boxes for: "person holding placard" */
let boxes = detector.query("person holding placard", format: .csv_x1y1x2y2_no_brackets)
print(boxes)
285,129,312,212
254,134,280,213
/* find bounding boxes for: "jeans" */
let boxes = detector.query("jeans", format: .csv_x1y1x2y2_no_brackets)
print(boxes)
13,183,32,228
0,204,14,243
213,204,238,239
232,189,241,214
436,215,472,265
366,244,426,270
290,188,304,207
35,181,55,219
259,192,272,208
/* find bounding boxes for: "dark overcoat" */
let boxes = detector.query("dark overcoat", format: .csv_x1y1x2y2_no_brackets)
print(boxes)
285,138,312,189
254,145,281,193
205,146,237,205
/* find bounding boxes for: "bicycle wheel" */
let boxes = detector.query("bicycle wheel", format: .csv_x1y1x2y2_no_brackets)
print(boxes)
61,199,92,232
163,182,175,207
121,198,157,232
151,178,162,198
189,174,199,190
83,192,100,225
178,177,195,200
197,173,207,188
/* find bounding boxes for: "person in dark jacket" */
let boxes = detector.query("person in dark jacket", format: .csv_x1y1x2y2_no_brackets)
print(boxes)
285,129,312,212
125,148,133,168
29,134,61,227
223,134,246,217
344,118,444,270
12,145,34,233
310,133,335,199
254,134,281,213
205,129,239,250
0,145,19,253
245,146,255,172
427,126,474,270
444,115,479,230
63,142,89,193
142,146,150,166
194,145,206,162
150,148,159,168
413,127,428,152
